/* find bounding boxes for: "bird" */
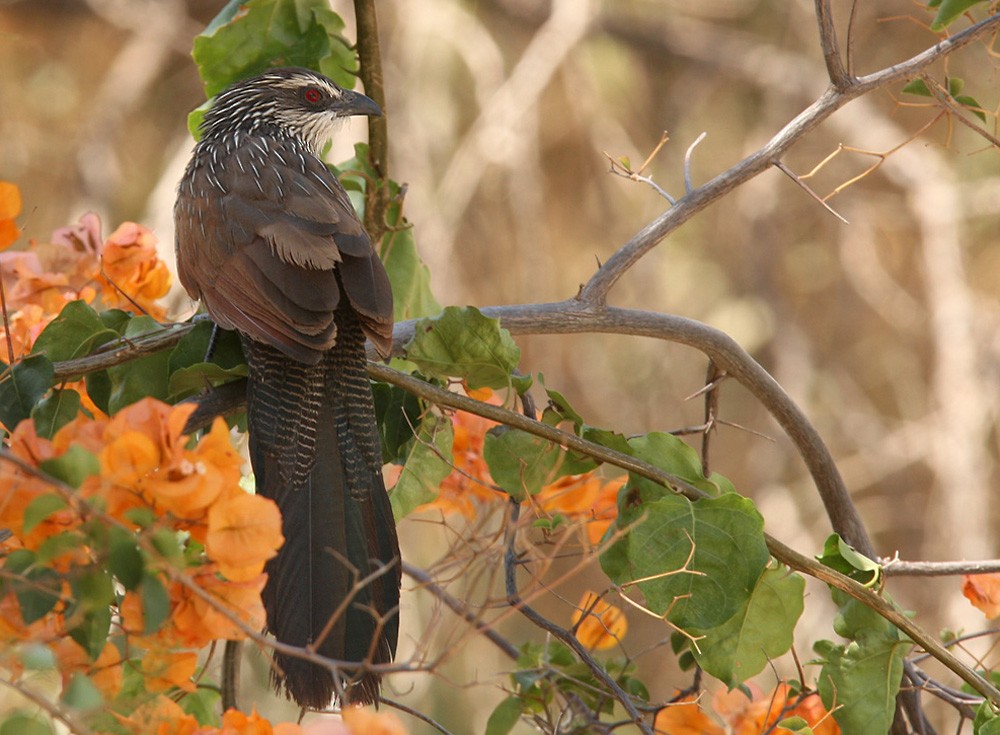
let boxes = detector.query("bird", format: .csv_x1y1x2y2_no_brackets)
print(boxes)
173,67,400,708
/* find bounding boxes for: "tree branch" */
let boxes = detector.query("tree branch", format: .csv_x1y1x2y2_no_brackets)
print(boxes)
578,11,1000,305
353,0,391,243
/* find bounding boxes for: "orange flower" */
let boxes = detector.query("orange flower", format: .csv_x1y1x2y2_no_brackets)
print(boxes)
715,683,839,735
114,693,199,735
533,474,622,545
0,419,84,551
171,571,267,648
341,705,408,735
141,649,198,693
963,573,1000,619
99,402,242,525
418,393,501,518
0,588,63,647
218,707,304,735
96,221,171,319
0,302,49,359
51,638,124,700
571,591,627,650
654,694,725,735
0,181,21,250
206,492,284,582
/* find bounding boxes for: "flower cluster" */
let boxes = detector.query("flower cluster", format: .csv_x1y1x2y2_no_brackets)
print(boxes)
0,197,170,361
656,683,840,735
0,399,283,702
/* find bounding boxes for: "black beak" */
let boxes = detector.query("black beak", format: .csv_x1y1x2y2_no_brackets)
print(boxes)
336,88,382,117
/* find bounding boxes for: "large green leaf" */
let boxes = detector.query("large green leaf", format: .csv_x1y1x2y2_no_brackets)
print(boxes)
30,300,118,367
483,425,596,499
0,354,54,433
372,381,423,464
600,491,768,630
193,0,357,97
106,317,172,414
814,590,911,734
30,388,82,439
405,306,528,392
627,432,735,496
691,564,805,686
390,413,454,519
930,0,989,29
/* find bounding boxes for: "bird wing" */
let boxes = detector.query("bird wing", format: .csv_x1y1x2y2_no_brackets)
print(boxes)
175,137,394,363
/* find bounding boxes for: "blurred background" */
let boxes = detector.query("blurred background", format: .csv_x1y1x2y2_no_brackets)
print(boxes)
2,0,999,731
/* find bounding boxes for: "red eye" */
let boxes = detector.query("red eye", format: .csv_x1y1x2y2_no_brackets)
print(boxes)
303,87,323,104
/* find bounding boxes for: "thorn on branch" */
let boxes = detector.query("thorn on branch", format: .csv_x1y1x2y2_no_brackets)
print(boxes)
774,160,850,224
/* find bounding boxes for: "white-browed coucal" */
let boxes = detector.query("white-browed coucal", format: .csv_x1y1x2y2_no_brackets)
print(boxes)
174,67,399,708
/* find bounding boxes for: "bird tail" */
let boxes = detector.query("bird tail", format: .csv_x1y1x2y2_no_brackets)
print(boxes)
241,309,400,708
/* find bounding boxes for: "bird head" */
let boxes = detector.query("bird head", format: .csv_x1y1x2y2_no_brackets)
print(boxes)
199,67,382,154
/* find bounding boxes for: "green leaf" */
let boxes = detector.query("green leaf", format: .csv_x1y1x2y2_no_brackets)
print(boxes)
169,320,244,373
814,589,911,734
902,78,931,97
627,432,734,495
19,643,56,670
38,445,99,489
405,306,528,391
483,426,596,499
600,491,768,630
6,551,61,624
0,712,55,735
974,700,1000,735
485,696,523,735
192,0,356,100
30,388,82,439
106,317,172,414
30,300,119,367
372,382,422,463
955,94,987,122
61,672,103,710
817,534,882,588
930,0,989,30
99,308,132,334
108,529,144,591
22,494,68,535
777,716,814,734
0,354,54,433
68,603,112,663
691,564,805,686
390,413,454,519
181,687,222,726
815,636,908,734
84,370,112,415
36,532,86,565
140,575,171,635
168,362,247,400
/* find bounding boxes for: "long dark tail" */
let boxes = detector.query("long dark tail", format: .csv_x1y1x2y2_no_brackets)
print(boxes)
241,308,400,708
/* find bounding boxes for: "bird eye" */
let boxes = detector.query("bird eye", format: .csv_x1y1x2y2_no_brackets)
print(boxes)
303,87,324,104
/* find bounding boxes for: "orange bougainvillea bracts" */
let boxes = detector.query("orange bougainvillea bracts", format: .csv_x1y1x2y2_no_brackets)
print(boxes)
963,573,1000,619
571,591,627,650
0,181,21,250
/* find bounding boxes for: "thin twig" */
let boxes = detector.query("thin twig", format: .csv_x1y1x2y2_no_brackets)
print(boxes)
683,132,707,194
774,160,850,223
504,500,655,735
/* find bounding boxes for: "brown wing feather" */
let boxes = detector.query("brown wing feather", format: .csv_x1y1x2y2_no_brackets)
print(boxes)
174,136,394,362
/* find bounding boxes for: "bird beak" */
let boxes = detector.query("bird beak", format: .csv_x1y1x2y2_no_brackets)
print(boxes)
336,89,382,118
